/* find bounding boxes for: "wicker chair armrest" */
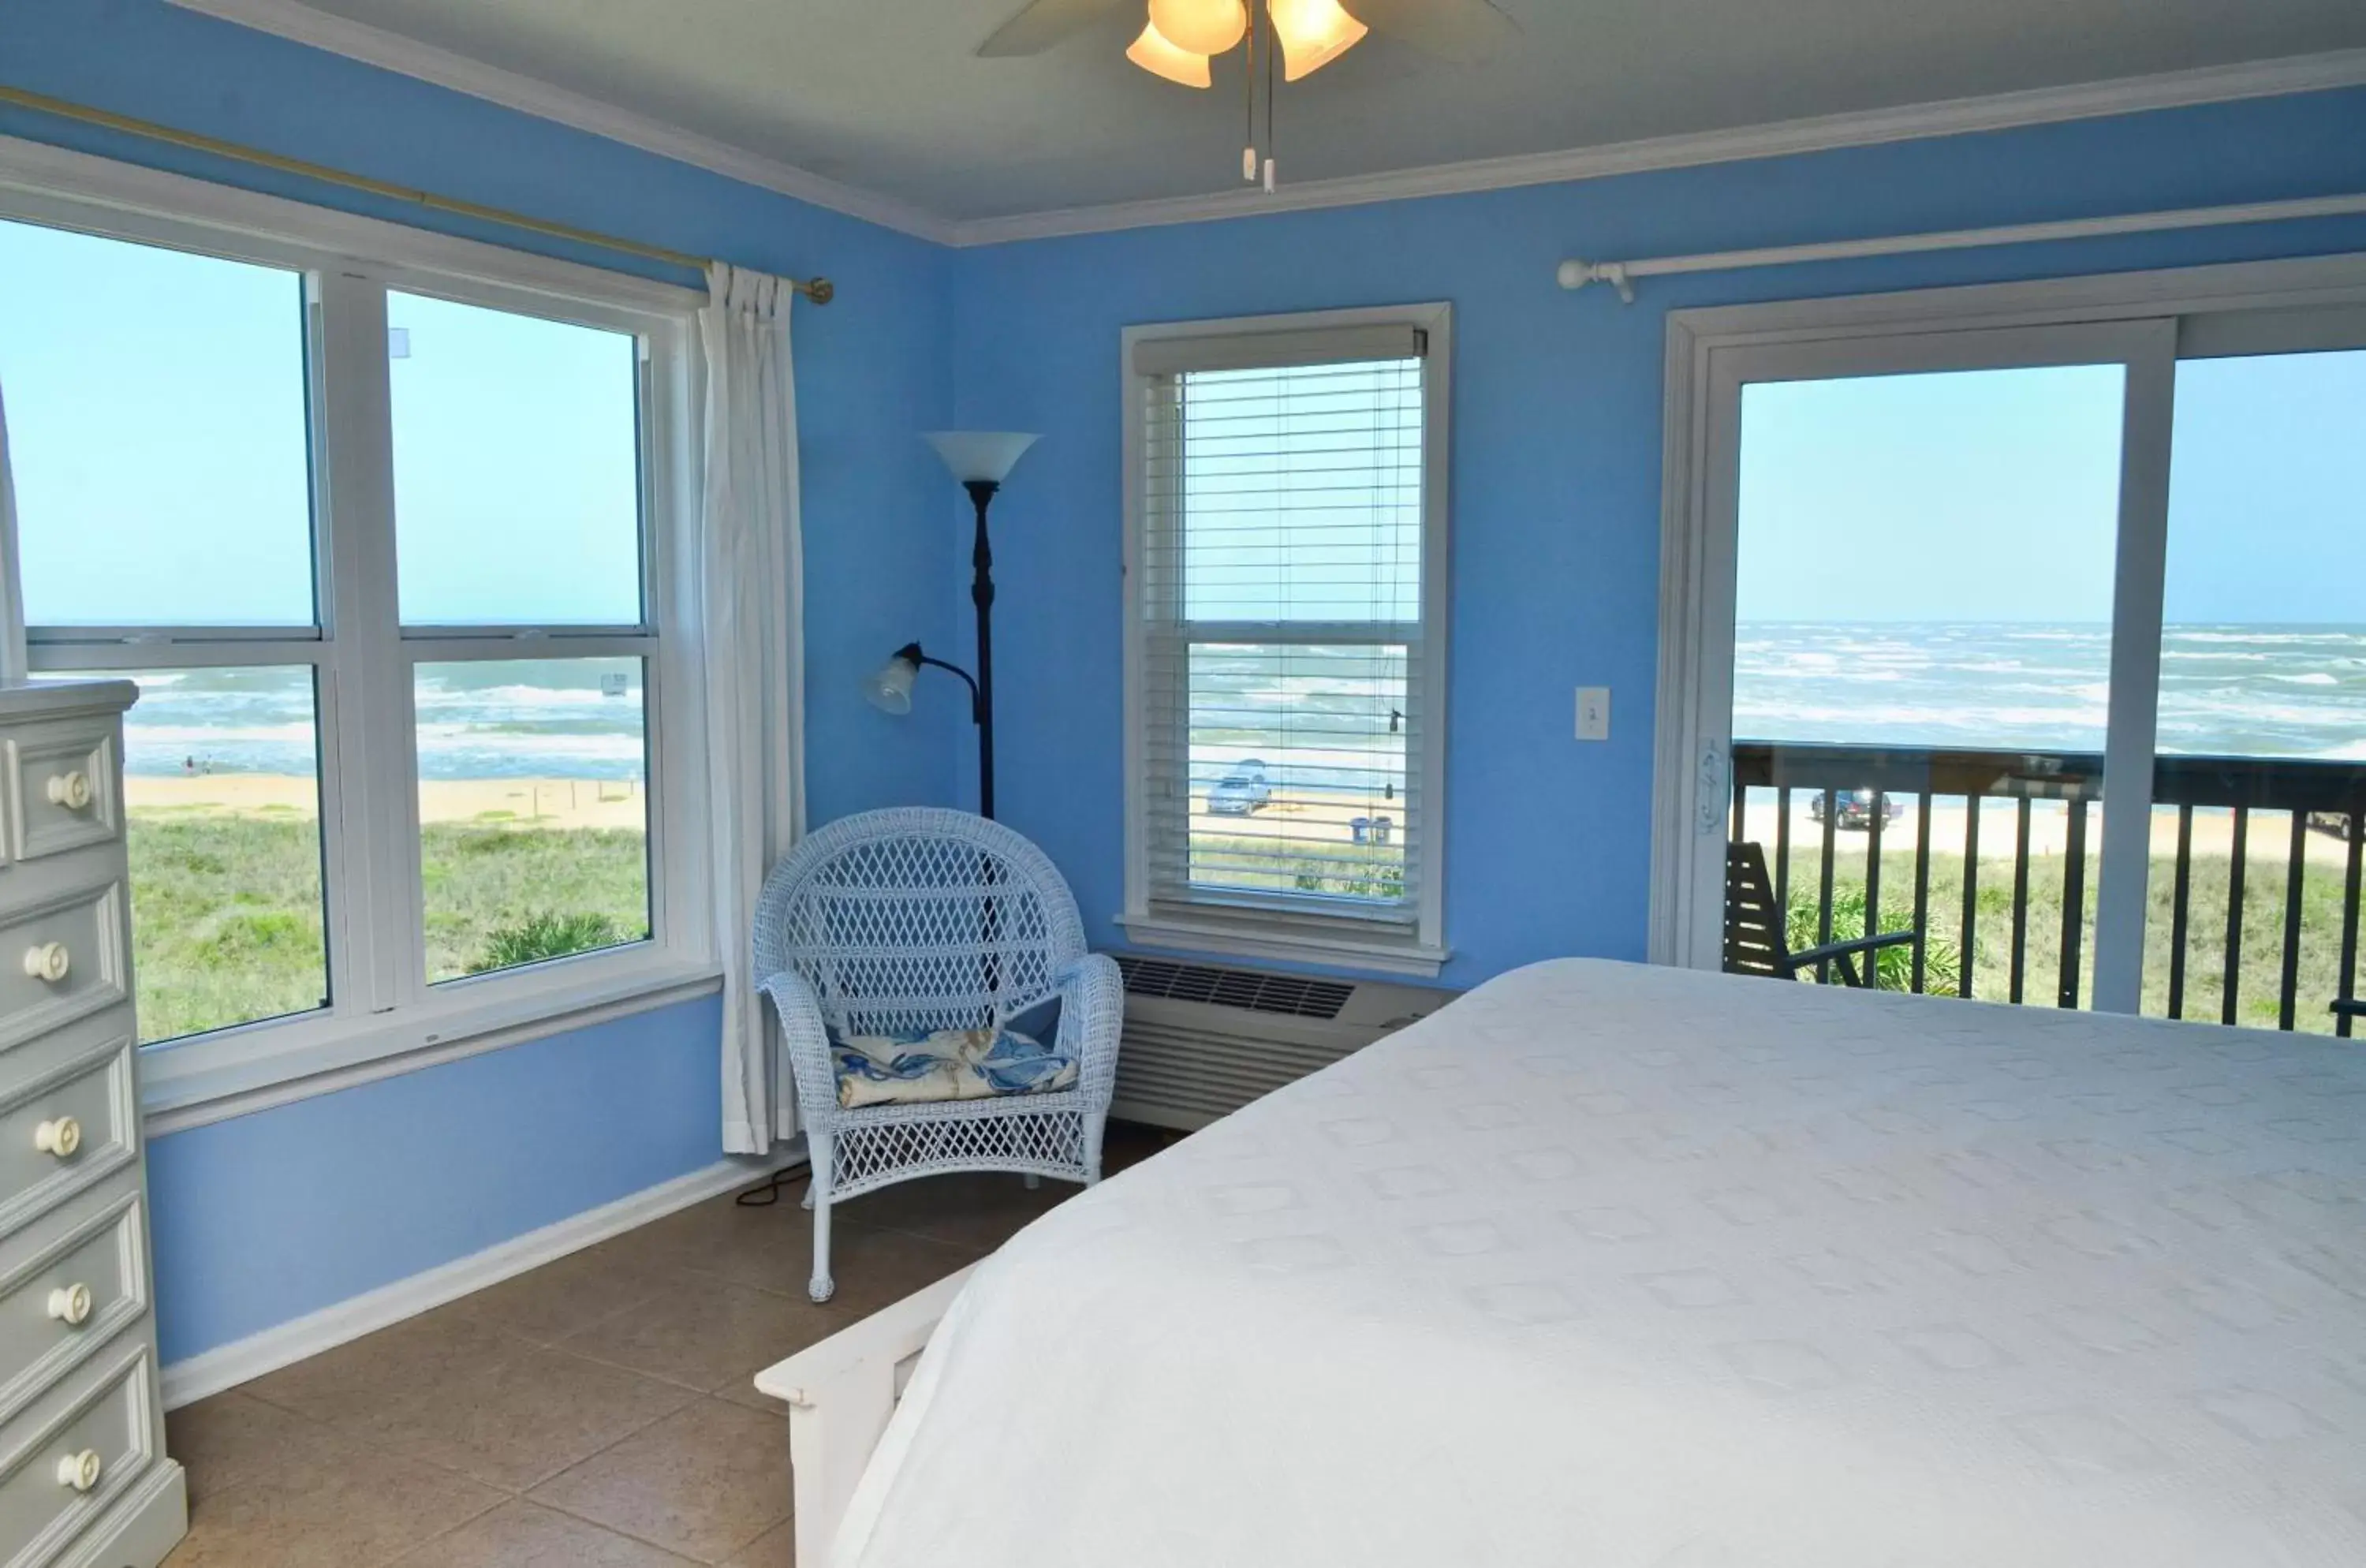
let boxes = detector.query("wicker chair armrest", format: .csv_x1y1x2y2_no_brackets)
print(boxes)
759,969,842,1127
1054,953,1125,1111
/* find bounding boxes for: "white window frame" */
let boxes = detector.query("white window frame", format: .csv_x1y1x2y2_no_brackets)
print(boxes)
1118,303,1453,979
1651,247,2366,1003
0,136,719,1129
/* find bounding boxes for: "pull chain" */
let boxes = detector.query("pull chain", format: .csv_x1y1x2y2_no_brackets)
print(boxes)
1262,0,1278,190
1241,4,1257,182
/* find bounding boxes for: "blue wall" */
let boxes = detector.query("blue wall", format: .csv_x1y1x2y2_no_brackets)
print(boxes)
2,0,963,1361
950,88,2366,989
147,997,724,1361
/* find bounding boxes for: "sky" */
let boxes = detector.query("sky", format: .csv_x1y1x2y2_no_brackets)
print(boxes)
1734,352,2366,626
0,217,641,629
5,215,2359,637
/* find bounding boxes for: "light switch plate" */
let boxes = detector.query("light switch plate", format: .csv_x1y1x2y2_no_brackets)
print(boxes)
1575,687,1610,741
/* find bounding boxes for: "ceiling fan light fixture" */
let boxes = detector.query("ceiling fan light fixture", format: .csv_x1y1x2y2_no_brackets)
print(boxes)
1146,0,1248,56
1269,0,1368,79
1125,20,1214,86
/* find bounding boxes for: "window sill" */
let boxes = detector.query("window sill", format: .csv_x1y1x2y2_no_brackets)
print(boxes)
140,953,725,1135
1115,910,1450,979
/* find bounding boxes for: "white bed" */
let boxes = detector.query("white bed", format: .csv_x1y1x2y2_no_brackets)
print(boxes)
773,957,2366,1566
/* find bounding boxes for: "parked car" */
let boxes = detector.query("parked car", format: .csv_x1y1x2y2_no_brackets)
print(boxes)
1807,787,1904,831
1207,760,1273,816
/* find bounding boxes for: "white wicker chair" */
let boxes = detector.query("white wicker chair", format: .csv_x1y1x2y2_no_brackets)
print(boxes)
753,807,1123,1302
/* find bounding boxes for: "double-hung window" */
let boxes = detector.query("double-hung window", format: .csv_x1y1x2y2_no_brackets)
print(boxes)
1121,305,1451,976
0,155,711,1120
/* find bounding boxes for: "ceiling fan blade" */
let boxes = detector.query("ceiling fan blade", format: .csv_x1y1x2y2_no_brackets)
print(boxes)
976,0,1133,56
1346,0,1519,62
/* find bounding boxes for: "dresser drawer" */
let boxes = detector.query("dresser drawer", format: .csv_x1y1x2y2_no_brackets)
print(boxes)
0,1343,155,1568
0,886,127,1059
4,724,122,866
0,1047,135,1239
0,1185,147,1417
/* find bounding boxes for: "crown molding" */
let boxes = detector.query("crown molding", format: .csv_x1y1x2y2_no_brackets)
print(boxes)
151,2,2366,253
165,0,956,242
947,47,2366,245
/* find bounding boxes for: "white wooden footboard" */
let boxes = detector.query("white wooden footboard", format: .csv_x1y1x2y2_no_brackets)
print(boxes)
753,1263,979,1567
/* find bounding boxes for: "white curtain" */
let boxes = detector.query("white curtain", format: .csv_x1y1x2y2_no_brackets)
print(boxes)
701,263,808,1154
0,379,28,681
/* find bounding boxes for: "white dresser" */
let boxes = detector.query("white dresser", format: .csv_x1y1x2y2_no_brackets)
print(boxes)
0,683,185,1566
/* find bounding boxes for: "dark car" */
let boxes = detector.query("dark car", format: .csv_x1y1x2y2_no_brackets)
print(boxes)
1808,787,1904,831
1207,760,1273,816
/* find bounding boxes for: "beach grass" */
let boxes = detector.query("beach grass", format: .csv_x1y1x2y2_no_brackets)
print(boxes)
1785,845,2360,1033
126,808,647,1043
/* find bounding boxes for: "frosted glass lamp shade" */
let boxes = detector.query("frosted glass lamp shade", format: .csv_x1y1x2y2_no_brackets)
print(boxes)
864,648,920,715
1270,0,1368,78
1127,21,1215,87
923,431,1041,484
1148,0,1246,54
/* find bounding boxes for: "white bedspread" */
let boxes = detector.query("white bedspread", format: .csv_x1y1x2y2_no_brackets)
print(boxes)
841,958,2366,1566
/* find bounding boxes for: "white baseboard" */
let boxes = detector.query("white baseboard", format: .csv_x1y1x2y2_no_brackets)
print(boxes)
160,1143,808,1410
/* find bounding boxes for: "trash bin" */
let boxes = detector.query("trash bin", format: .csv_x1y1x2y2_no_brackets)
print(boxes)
1371,816,1393,846
1349,816,1371,845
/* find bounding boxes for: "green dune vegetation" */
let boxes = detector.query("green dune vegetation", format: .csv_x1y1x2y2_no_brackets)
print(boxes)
126,806,648,1044
1782,847,2358,1034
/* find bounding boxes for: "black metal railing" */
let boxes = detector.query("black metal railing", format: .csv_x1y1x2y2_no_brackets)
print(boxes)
1729,742,2366,1035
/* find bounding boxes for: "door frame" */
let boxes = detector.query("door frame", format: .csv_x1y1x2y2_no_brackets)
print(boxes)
1648,248,2366,1003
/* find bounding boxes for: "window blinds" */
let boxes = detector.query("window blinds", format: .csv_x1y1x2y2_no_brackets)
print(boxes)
1137,338,1430,928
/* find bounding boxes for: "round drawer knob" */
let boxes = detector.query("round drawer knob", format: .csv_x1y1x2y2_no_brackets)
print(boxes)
34,1117,82,1159
23,942,70,983
48,1283,94,1326
55,1449,102,1493
46,771,91,811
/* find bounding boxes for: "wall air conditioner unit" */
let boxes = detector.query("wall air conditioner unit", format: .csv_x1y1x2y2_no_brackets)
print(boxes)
1107,954,1458,1132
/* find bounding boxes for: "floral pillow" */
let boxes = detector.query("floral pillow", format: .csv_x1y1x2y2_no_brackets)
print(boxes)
830,1021,1080,1109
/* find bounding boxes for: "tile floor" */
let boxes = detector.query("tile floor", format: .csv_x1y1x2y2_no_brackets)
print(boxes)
161,1122,1173,1566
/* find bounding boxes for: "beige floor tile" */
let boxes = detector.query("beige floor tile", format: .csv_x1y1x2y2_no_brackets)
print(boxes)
162,1435,502,1568
688,1218,980,1316
165,1391,338,1504
389,1499,697,1566
528,1398,791,1564
557,1277,851,1394
354,1345,700,1492
718,1517,796,1567
446,1245,674,1344
242,1303,524,1426
838,1170,1068,1251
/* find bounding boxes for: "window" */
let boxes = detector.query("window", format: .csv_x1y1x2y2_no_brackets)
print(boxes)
1121,307,1450,976
0,160,711,1118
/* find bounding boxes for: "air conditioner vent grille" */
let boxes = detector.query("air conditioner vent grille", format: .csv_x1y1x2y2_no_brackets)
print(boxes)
1113,955,1354,1021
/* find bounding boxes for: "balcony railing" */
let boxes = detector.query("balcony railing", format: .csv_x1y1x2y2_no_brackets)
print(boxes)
1728,742,2366,1035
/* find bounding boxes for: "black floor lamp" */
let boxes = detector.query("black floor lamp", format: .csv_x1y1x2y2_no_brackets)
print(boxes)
862,431,1040,820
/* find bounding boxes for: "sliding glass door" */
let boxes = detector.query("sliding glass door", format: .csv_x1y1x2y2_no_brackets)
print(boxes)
1669,301,2366,1032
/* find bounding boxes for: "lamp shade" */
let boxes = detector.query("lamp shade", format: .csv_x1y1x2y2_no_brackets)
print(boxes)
863,647,920,715
1147,0,1246,55
1271,0,1368,79
923,431,1040,485
1126,21,1214,87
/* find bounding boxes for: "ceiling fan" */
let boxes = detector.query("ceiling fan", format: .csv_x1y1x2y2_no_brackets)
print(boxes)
977,0,1518,189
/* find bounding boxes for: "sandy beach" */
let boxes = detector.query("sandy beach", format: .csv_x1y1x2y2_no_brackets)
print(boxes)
126,773,647,831
1737,793,2356,871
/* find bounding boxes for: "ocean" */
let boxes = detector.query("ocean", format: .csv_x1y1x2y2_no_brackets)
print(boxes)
1734,622,2366,759
77,624,2366,783
96,659,647,781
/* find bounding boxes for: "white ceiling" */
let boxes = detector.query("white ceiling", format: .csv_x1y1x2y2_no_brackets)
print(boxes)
218,0,2366,228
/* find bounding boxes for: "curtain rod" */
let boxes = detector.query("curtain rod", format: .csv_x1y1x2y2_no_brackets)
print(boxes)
0,84,834,303
1557,190,2366,303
